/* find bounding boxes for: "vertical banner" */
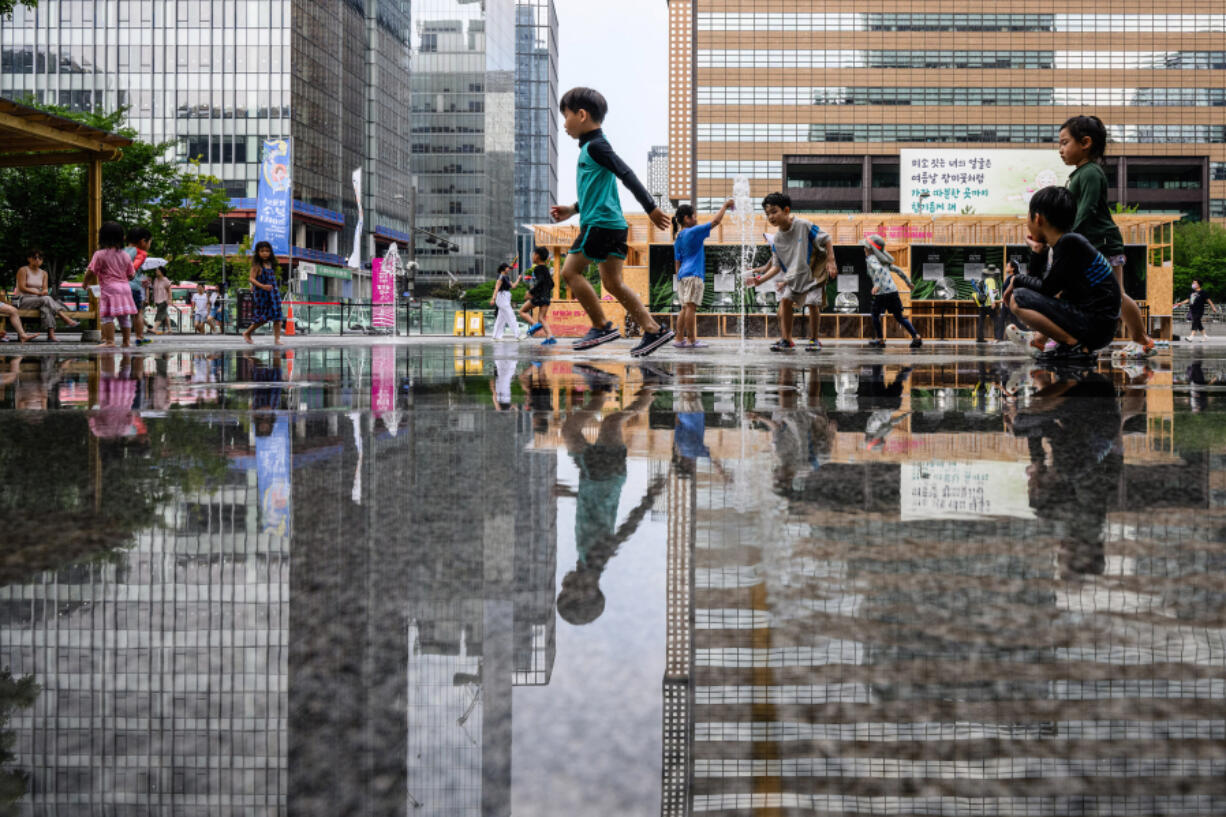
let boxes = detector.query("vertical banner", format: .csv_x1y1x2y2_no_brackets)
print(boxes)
372,242,398,329
348,168,363,269
371,345,396,420
254,139,292,256
256,417,292,537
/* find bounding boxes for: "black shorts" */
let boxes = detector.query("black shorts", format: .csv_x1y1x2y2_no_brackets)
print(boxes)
530,297,552,308
569,226,628,263
1190,310,1205,331
1012,288,1116,351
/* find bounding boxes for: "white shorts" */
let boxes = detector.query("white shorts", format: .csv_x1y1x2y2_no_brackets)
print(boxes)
779,285,824,310
194,311,208,324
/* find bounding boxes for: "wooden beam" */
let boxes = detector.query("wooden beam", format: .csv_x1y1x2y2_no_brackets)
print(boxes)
0,107,122,156
0,150,94,168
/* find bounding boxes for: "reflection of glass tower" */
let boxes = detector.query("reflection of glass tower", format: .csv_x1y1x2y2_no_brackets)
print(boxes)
663,423,1226,815
286,394,557,816
411,0,518,285
0,467,291,812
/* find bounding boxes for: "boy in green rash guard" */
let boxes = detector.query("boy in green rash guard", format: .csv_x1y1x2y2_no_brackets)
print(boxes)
550,87,675,358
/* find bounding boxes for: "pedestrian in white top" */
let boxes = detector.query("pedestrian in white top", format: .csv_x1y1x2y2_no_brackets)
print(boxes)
490,262,522,340
191,284,210,334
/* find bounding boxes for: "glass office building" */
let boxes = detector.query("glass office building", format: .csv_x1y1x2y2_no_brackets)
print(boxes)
0,0,414,288
411,0,518,285
514,0,559,263
667,2,1226,223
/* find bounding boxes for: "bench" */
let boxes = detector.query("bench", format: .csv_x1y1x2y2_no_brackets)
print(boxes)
1,290,97,326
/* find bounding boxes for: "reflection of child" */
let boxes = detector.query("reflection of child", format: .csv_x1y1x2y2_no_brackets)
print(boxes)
1008,369,1121,578
672,363,728,480
89,354,145,439
556,379,662,625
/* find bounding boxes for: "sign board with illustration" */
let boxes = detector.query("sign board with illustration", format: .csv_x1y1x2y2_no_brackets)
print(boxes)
900,149,1073,216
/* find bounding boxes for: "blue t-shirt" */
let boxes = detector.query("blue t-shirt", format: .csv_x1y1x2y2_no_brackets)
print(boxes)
674,223,714,280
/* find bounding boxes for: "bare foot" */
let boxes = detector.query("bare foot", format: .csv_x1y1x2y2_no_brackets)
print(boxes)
19,332,39,343
47,333,57,342
242,330,254,345
95,341,116,348
274,340,284,346
121,343,131,348
62,316,80,327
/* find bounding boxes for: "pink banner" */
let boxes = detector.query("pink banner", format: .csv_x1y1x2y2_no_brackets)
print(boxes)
372,258,395,328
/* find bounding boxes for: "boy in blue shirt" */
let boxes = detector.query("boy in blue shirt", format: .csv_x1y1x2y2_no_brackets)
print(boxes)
671,199,732,348
550,87,674,357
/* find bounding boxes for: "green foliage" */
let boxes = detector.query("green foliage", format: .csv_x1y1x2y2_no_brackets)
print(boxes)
1172,221,1226,296
0,0,36,16
0,103,230,289
463,280,528,304
1111,202,1141,215
193,235,253,287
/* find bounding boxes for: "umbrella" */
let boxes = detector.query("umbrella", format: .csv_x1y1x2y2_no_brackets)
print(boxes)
141,257,169,270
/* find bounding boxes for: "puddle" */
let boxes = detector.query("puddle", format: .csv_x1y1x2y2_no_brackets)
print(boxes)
1,345,1224,815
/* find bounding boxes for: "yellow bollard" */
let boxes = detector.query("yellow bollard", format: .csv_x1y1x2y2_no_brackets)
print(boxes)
453,311,466,336
467,310,485,336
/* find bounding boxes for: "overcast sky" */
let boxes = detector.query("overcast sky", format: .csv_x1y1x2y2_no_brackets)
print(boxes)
554,0,669,215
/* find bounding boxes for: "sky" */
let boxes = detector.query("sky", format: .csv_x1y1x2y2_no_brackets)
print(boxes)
554,0,669,215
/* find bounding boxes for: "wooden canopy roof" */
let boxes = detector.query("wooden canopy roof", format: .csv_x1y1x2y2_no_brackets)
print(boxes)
0,97,132,168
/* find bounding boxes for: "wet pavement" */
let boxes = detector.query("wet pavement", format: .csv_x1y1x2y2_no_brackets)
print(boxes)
1,340,1224,816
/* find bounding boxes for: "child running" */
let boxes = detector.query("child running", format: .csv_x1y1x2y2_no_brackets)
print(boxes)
87,221,138,348
1059,116,1155,358
1174,279,1218,341
490,261,521,341
549,87,674,357
521,247,558,345
745,192,835,352
123,227,153,345
671,199,733,348
1003,187,1122,362
860,234,922,349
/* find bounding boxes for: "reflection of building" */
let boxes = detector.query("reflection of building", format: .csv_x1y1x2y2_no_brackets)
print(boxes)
514,0,560,262
666,2,1226,225
660,371,1226,815
411,0,518,284
288,386,557,816
0,446,291,813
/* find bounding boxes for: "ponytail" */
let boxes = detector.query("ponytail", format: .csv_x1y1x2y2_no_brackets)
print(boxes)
672,204,695,239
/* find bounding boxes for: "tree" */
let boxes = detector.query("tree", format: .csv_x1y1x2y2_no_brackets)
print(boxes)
0,104,230,288
1172,221,1226,297
192,234,253,288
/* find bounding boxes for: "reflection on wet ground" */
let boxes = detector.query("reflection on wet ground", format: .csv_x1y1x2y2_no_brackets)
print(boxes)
1,345,1225,815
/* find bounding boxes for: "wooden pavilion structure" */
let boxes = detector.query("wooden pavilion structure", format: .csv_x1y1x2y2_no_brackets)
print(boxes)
533,212,1179,340
0,98,132,257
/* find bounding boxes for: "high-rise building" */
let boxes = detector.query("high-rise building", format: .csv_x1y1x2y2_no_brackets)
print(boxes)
411,0,518,285
0,1,414,297
667,2,1226,224
648,144,671,210
514,0,559,263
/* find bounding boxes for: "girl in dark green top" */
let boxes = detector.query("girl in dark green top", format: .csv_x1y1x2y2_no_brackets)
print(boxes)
1058,115,1156,358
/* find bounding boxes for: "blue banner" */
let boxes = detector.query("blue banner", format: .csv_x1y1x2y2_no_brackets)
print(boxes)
254,138,292,256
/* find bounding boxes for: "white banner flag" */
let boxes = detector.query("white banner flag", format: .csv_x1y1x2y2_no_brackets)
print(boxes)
348,168,363,269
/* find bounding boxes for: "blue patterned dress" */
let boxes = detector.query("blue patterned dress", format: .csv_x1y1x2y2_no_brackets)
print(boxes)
252,265,284,323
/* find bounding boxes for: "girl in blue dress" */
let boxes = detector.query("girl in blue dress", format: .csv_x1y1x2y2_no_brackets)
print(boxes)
244,241,285,345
